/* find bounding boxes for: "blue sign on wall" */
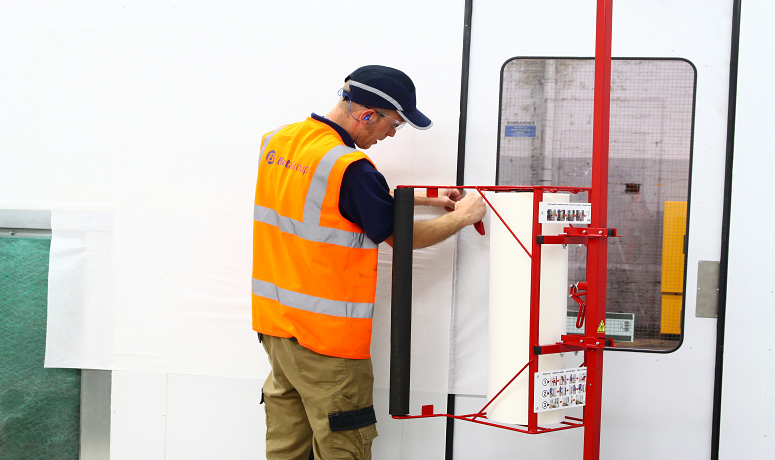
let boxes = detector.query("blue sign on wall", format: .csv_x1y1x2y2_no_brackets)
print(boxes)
505,124,536,138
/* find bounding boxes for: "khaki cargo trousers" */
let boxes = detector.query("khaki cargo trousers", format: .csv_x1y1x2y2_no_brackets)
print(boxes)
261,334,378,460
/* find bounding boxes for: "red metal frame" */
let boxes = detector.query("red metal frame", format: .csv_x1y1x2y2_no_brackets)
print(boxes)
585,1,613,458
393,185,616,435
393,1,615,458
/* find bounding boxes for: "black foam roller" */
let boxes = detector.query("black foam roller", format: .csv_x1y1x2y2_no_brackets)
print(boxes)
390,187,414,416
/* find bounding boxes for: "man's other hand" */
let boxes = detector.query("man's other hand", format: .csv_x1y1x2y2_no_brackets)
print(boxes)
453,192,486,227
418,188,463,210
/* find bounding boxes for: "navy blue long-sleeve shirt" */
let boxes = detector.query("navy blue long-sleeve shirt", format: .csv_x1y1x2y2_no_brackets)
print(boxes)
311,113,394,244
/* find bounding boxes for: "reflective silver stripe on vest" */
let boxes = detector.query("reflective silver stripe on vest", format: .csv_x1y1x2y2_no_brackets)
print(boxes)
254,204,376,249
256,140,376,249
302,144,358,226
260,126,285,158
252,278,374,319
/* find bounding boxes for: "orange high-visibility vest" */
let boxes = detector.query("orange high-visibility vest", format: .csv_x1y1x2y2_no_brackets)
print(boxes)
252,117,379,359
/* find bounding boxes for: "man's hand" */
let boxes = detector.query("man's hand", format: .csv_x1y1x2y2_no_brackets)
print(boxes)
384,188,487,249
416,188,463,210
452,191,486,227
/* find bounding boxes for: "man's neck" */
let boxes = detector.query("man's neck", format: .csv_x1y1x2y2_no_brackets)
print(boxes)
325,107,357,141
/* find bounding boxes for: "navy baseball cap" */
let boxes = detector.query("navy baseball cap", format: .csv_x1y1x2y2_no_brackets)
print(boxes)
344,65,432,130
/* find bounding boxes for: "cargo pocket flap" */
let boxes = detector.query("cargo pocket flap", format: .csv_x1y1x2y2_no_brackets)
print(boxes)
328,405,377,432
358,422,378,444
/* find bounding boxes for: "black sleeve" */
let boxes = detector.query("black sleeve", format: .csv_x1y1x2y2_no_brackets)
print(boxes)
338,159,394,244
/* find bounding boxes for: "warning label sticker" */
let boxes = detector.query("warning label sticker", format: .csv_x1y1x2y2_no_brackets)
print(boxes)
597,321,606,333
538,201,592,224
534,367,587,413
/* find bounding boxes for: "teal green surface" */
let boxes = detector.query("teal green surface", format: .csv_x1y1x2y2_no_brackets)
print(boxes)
0,237,80,459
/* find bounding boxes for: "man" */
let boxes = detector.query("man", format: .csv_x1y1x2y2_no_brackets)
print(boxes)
252,65,486,460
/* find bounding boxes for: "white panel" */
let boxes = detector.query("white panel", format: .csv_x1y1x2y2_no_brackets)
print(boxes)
767,312,775,395
111,212,172,371
762,393,775,458
116,25,176,187
0,1,118,24
0,22,119,209
601,351,713,459
371,387,404,460
400,391,448,460
164,374,264,460
110,371,167,460
720,1,775,459
167,212,264,379
372,388,448,460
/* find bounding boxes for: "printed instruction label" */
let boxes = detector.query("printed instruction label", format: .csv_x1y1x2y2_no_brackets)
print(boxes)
534,367,587,413
538,202,592,224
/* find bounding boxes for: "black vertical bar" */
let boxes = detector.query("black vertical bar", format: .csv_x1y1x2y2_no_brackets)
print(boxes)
711,1,742,458
449,1,474,457
444,393,456,460
455,0,474,187
390,187,414,416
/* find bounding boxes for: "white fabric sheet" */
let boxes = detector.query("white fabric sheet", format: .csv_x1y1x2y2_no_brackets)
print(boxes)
45,211,116,369
448,211,492,395
45,186,263,379
373,206,455,392
45,189,458,393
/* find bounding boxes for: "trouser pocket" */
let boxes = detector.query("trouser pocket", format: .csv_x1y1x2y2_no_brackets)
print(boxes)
329,394,378,460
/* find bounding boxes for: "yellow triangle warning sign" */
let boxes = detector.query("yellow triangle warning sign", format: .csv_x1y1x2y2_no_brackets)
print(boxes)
597,321,606,333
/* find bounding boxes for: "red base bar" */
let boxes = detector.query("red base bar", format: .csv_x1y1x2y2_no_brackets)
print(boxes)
392,411,584,435
393,357,586,435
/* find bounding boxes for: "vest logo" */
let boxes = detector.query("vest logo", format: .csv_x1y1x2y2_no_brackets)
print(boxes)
266,152,310,175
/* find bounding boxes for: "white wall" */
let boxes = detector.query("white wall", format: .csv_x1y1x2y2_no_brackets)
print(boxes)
1,1,466,458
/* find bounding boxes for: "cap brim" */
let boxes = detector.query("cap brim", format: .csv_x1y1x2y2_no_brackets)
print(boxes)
398,109,432,130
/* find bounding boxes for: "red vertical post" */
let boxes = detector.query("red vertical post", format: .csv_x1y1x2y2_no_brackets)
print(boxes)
585,0,613,459
527,189,544,432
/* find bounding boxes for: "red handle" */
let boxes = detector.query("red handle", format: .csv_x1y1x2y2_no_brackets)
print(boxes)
474,221,485,235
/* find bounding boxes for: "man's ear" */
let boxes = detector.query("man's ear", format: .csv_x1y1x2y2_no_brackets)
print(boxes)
360,108,377,124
